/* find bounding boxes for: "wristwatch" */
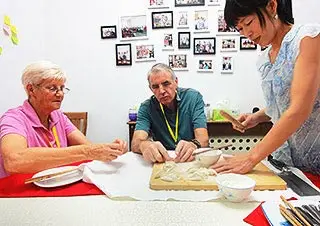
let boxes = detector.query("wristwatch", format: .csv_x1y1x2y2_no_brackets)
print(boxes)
190,139,201,149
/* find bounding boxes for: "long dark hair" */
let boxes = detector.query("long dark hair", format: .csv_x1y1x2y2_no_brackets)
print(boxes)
224,0,294,29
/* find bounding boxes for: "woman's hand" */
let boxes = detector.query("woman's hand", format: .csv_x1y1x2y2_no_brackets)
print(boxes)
234,113,259,132
86,143,125,162
112,138,128,154
210,152,258,174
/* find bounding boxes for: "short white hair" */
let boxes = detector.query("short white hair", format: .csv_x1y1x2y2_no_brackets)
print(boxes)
21,61,67,93
147,63,176,85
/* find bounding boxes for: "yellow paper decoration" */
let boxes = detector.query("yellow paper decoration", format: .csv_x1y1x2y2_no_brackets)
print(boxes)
4,15,11,26
0,46,3,55
11,34,19,45
10,25,17,34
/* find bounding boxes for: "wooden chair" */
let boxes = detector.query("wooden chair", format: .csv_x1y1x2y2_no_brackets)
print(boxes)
64,112,88,135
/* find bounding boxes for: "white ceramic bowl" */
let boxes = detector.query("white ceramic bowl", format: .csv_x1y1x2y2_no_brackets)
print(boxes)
195,148,222,168
215,173,256,202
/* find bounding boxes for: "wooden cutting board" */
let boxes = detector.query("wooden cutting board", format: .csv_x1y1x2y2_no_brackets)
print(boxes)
150,162,287,191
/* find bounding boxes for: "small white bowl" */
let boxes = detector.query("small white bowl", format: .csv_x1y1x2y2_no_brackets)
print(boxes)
195,149,222,168
215,173,256,202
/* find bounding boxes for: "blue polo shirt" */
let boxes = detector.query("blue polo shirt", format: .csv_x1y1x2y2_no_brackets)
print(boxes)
135,87,207,150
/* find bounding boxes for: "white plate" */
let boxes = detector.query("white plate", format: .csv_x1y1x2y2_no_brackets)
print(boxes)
32,166,83,188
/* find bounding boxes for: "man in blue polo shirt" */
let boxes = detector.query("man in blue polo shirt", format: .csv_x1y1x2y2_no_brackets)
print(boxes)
131,63,209,163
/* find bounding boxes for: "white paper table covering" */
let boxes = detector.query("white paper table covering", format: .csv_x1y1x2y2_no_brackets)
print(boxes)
82,152,299,201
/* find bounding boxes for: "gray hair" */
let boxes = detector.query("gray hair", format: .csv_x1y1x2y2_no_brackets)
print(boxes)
21,61,67,93
147,63,176,85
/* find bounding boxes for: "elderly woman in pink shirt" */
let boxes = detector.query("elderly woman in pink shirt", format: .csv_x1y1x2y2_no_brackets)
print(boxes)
0,61,127,178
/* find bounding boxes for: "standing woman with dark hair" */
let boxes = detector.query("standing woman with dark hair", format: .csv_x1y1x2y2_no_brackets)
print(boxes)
212,0,320,175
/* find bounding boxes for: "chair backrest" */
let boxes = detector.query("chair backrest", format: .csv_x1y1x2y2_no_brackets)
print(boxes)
63,112,88,135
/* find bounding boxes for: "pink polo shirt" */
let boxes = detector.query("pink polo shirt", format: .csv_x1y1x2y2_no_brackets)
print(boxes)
0,100,76,178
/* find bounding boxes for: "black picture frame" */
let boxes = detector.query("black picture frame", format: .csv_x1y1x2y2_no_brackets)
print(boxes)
115,44,132,66
240,37,257,50
178,32,191,49
151,11,173,29
101,25,117,39
175,0,205,7
193,37,216,55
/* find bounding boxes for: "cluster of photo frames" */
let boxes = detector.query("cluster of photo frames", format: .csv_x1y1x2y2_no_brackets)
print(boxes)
100,0,265,73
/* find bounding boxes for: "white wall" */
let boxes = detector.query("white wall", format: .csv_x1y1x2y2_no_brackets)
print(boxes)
0,0,319,143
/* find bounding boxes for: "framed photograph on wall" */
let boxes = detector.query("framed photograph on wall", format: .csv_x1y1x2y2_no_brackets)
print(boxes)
194,10,209,33
221,56,234,73
148,0,169,9
221,37,237,52
163,33,174,50
240,37,257,50
134,44,156,62
120,15,147,41
176,11,189,29
207,0,220,6
168,54,188,71
175,0,205,7
115,44,132,66
100,25,117,39
217,10,239,35
197,59,214,72
178,32,190,49
194,37,216,55
152,11,173,29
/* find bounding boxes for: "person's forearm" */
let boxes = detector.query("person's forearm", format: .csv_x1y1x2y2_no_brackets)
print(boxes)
131,138,149,154
4,145,91,174
198,136,209,147
250,108,310,163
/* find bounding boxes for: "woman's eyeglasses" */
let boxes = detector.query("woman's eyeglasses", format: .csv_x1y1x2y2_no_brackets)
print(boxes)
36,85,70,94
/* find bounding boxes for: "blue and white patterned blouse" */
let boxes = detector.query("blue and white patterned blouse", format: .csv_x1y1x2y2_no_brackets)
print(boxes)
257,24,320,174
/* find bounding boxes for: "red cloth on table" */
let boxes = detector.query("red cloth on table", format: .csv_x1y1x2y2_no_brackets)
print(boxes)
243,173,320,226
0,161,103,198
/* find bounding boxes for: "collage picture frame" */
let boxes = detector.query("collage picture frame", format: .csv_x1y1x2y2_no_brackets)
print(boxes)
197,59,214,72
221,37,237,52
119,15,148,41
168,53,188,71
148,0,169,9
163,33,174,50
116,43,132,66
194,10,209,33
240,37,257,50
134,43,156,62
101,25,117,39
151,11,173,29
176,11,189,29
217,10,239,35
221,56,234,73
194,37,216,55
178,32,191,49
175,0,205,7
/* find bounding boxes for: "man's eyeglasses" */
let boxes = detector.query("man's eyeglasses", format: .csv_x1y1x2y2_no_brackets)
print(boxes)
36,85,70,94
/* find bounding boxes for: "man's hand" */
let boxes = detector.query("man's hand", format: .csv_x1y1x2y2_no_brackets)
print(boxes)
175,140,196,162
140,141,172,163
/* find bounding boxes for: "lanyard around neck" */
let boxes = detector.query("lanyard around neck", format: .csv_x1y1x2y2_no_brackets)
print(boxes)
45,126,61,148
159,103,179,143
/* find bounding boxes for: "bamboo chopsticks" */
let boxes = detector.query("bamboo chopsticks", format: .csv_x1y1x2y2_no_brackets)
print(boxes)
192,144,233,156
219,110,245,130
25,167,80,184
279,195,312,226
